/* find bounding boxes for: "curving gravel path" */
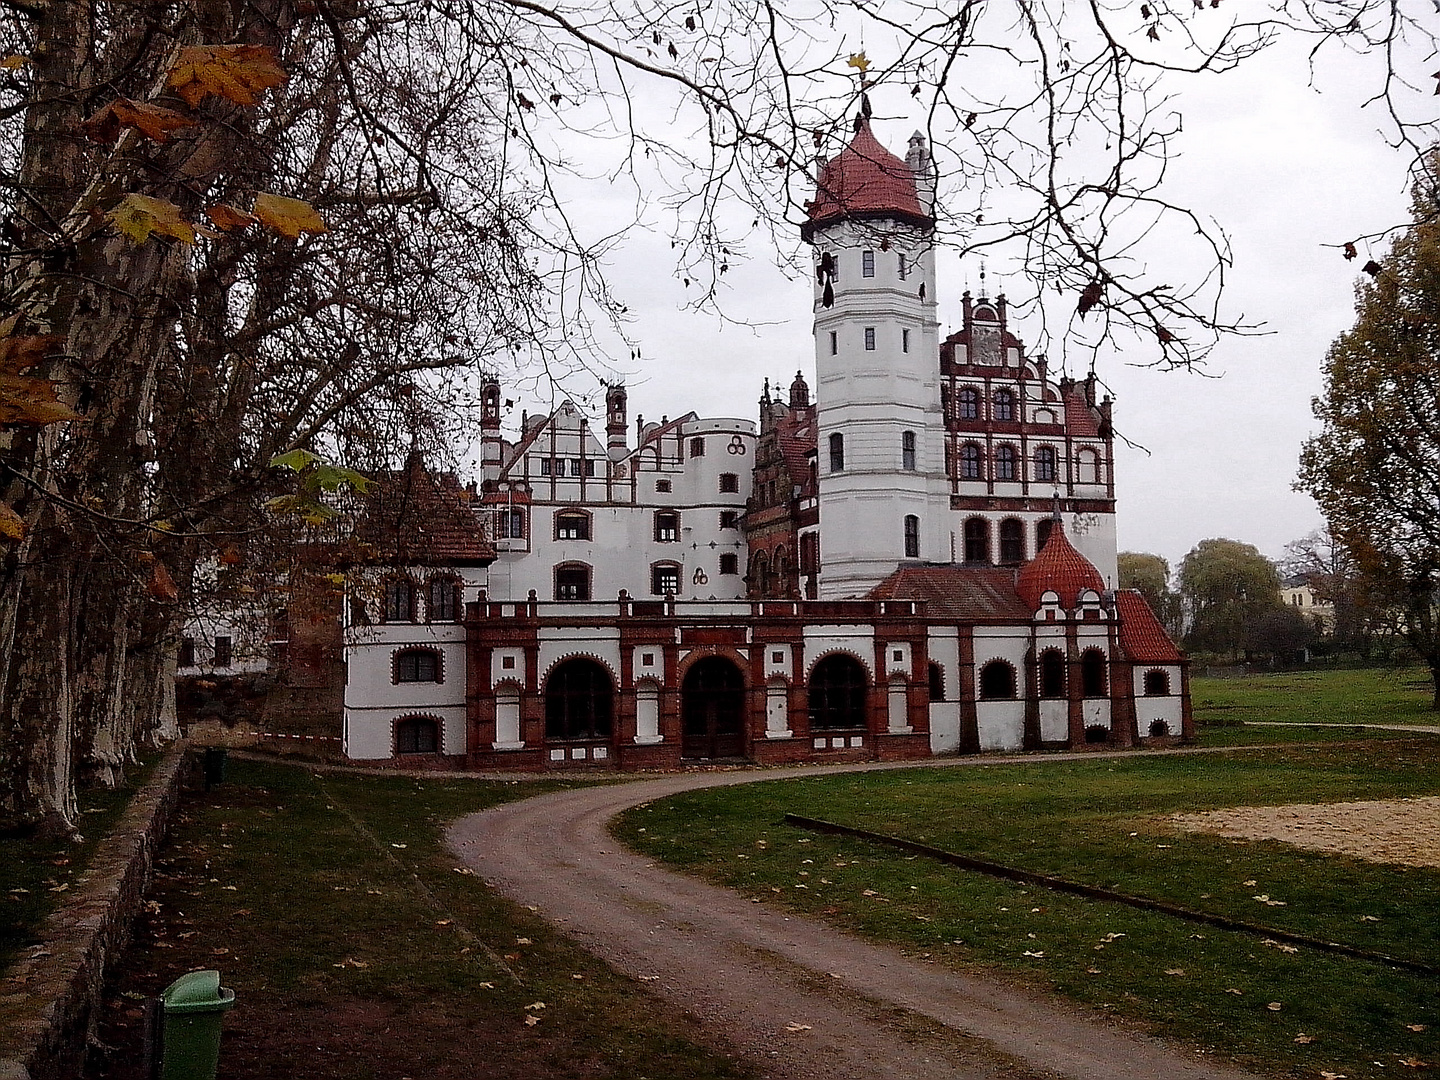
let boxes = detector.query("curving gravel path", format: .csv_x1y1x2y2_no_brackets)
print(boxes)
448,759,1266,1080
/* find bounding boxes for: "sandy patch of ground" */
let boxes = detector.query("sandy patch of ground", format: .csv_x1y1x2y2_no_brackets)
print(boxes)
1171,796,1440,868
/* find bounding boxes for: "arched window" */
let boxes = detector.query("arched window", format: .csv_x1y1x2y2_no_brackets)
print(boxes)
963,517,990,563
829,432,845,472
545,658,613,740
749,551,770,597
395,648,441,684
808,654,868,730
993,389,1015,422
554,563,592,601
1143,669,1172,696
428,577,459,622
383,578,416,623
1039,650,1065,698
994,445,1016,481
1076,448,1101,484
903,515,920,558
979,660,1017,700
957,387,979,420
959,443,982,480
928,662,946,702
1081,648,1108,697
1034,446,1057,483
396,716,439,754
902,430,917,470
1036,518,1055,551
999,519,1025,564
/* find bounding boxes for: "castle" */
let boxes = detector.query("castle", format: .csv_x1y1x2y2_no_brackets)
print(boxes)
206,112,1192,767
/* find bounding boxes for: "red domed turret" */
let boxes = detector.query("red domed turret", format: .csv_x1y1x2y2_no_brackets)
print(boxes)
1016,521,1106,609
801,116,932,240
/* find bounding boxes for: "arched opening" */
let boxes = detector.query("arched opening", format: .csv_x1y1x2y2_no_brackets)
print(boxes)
1080,648,1108,697
1036,518,1055,551
1143,669,1172,696
681,657,747,760
545,658,613,741
963,518,990,563
808,654,868,731
999,518,1025,564
1039,649,1065,698
978,660,1017,700
396,715,440,755
927,662,946,702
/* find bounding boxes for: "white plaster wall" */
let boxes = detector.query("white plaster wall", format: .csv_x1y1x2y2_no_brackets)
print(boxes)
929,703,960,753
762,643,792,682
883,641,912,678
344,705,466,759
344,629,466,713
971,626,1029,672
1039,700,1068,742
977,701,1025,750
537,629,622,684
803,626,876,676
632,645,666,684
1082,699,1112,730
1137,697,1183,736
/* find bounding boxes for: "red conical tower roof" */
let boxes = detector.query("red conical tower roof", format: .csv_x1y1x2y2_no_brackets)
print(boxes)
802,117,931,240
1015,521,1106,609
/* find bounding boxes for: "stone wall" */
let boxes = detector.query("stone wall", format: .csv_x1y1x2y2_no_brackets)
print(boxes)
0,743,187,1080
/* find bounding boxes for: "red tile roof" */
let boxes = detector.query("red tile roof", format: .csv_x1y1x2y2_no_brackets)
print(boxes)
805,120,929,233
1015,523,1106,608
869,565,1032,621
350,454,494,567
1116,590,1186,663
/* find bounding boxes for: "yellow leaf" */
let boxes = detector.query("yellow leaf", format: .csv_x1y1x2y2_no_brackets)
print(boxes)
1,55,30,69
252,193,327,239
166,44,286,108
846,51,871,72
83,98,196,144
107,193,197,245
0,502,24,541
523,1014,540,1027
205,204,259,232
0,370,81,427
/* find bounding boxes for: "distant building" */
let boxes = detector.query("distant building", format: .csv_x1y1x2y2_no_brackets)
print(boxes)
1281,575,1336,635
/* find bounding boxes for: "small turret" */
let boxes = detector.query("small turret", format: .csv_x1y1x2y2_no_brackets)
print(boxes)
480,374,503,482
789,370,810,408
604,382,628,460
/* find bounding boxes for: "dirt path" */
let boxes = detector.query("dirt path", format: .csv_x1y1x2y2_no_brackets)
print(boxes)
448,764,1264,1080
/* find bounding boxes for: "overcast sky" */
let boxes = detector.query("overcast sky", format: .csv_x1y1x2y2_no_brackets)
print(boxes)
479,25,1425,574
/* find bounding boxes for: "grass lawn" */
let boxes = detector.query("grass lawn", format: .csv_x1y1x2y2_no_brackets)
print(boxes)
85,759,754,1080
1194,666,1438,728
1,751,161,972
615,742,1440,1080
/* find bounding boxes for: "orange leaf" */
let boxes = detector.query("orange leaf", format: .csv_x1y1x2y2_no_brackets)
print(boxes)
166,44,286,108
205,204,259,232
137,553,178,602
0,364,80,427
252,193,327,239
0,333,62,374
83,98,195,144
0,501,25,541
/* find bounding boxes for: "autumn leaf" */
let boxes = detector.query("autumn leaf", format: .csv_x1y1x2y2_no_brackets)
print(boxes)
1077,280,1104,317
0,333,61,373
252,193,327,239
1266,1001,1283,1011
137,553,178,602
0,349,81,427
167,44,286,108
846,51,871,72
1343,242,1358,261
0,502,25,541
270,448,319,473
1294,1034,1315,1044
83,98,195,144
107,194,197,245
1362,259,1382,277
523,1014,540,1027
206,204,259,232
0,55,29,69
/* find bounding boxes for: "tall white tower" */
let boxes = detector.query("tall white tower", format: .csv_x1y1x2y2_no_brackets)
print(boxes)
802,106,949,598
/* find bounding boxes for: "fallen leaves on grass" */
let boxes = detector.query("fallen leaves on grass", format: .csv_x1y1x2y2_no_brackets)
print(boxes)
1406,1024,1427,1032
1261,939,1300,954
515,937,532,945
785,1022,812,1033
1023,950,1045,958
1253,894,1287,906
1267,1002,1284,1012
1295,1034,1315,1044
525,1001,546,1010
1164,969,1186,976
524,1014,541,1027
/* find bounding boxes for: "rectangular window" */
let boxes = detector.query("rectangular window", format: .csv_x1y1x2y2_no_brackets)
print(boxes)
864,327,876,351
656,479,672,493
719,553,739,575
862,249,875,277
497,507,525,539
829,330,837,356
904,516,920,559
584,459,596,477
902,430,917,470
898,254,907,280
719,510,739,530
829,432,844,472
652,564,680,595
178,636,196,667
396,649,440,683
556,513,590,540
569,459,583,477
384,580,414,622
428,578,458,622
902,328,910,353
719,472,739,493
555,565,591,601
690,437,705,457
538,457,551,476
655,512,680,542
213,635,232,668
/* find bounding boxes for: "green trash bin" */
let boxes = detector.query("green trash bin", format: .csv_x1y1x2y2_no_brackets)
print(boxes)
158,969,235,1080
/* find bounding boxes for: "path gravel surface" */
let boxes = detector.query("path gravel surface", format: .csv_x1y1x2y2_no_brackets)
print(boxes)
449,761,1266,1080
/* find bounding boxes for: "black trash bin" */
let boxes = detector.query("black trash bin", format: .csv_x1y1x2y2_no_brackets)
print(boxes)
202,747,227,791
